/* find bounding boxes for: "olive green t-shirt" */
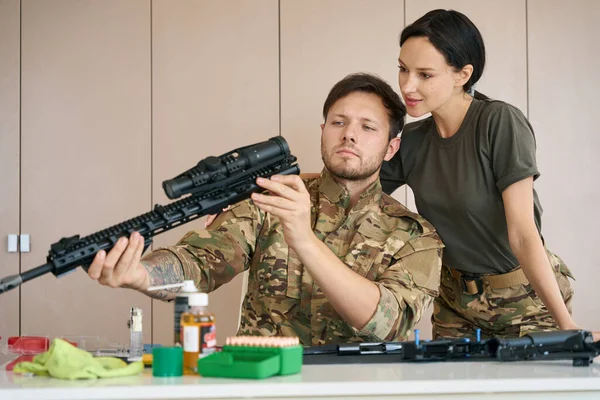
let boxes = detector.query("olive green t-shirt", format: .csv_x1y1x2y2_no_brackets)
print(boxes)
380,97,543,275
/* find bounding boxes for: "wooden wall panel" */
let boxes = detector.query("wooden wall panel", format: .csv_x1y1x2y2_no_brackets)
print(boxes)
0,0,21,341
528,0,600,331
151,0,279,345
20,0,152,347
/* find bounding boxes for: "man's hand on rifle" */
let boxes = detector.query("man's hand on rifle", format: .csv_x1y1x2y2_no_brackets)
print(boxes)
251,174,314,250
87,231,150,291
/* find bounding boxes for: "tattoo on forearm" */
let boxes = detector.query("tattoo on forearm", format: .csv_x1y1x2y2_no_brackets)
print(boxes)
140,251,186,301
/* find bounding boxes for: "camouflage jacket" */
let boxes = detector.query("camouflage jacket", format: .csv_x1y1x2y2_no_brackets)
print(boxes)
151,170,443,345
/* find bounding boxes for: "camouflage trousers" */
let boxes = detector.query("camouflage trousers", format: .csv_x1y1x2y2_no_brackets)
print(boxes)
432,250,575,339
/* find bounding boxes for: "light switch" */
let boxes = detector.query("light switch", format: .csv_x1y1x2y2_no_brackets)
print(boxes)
8,234,18,253
20,234,30,252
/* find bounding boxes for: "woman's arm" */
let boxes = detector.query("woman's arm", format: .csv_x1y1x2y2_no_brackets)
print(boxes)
502,177,576,329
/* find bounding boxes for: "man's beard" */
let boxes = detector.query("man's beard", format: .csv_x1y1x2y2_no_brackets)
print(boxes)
321,145,386,181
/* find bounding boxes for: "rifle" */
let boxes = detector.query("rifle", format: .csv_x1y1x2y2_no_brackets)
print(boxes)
303,329,600,367
0,136,300,294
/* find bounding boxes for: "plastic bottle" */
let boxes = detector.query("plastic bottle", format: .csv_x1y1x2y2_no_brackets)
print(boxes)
173,280,198,346
127,306,143,361
180,292,216,375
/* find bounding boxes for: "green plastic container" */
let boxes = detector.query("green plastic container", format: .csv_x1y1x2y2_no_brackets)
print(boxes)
197,344,303,379
152,346,183,377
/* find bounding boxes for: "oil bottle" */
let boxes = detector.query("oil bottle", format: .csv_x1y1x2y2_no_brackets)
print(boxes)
180,292,216,375
173,280,198,346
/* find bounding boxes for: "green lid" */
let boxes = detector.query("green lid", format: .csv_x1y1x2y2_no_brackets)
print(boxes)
152,346,183,377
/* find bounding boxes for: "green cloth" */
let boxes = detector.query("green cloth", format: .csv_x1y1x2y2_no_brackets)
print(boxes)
13,338,144,380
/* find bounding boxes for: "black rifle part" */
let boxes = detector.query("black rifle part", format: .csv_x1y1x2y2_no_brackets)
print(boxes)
303,330,600,367
0,136,299,294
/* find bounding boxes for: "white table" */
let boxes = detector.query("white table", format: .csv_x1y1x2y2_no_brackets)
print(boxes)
2,359,600,400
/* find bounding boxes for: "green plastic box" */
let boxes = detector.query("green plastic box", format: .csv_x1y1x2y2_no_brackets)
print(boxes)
197,344,303,379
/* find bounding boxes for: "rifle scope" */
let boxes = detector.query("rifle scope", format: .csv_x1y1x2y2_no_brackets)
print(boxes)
163,136,294,200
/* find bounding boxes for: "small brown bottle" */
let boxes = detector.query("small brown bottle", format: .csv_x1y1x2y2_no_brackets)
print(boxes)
180,292,216,375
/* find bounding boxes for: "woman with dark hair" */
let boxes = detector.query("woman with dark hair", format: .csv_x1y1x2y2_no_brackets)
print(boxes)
380,9,598,339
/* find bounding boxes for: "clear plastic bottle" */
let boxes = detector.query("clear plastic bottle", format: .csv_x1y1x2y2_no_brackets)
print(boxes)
173,280,198,346
181,293,216,375
127,307,143,361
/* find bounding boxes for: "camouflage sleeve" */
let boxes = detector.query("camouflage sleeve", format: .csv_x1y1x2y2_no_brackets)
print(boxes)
354,233,443,341
147,199,263,293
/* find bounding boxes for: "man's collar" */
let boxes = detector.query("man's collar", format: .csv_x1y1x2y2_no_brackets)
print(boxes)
315,169,383,211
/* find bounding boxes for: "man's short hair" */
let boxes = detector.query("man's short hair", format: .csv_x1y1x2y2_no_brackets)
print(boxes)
322,73,406,140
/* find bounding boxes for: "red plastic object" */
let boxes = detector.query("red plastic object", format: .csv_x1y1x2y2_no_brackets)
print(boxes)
3,336,80,371
5,355,35,372
8,336,50,355
7,336,78,355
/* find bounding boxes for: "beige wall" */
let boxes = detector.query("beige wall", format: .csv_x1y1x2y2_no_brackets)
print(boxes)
0,0,20,340
151,0,279,345
19,0,153,345
1,0,598,345
527,0,600,336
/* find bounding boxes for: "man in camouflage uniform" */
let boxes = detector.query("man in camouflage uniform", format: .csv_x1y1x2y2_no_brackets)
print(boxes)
87,73,444,346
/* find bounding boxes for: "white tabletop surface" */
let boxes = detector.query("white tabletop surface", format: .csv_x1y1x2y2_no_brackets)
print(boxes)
2,358,600,400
